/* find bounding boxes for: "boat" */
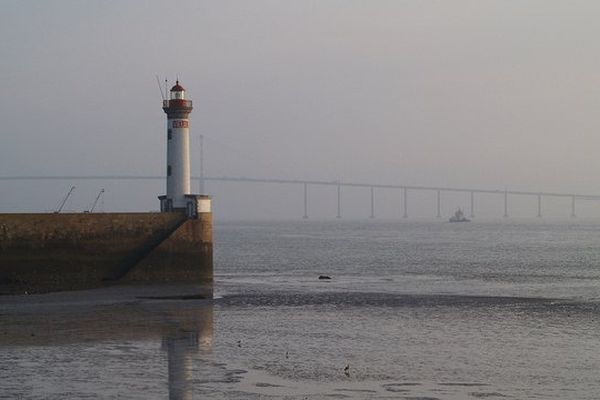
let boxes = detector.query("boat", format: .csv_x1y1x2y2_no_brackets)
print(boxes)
449,208,470,223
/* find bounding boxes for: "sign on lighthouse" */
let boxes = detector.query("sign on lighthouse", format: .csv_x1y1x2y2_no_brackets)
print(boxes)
158,80,210,217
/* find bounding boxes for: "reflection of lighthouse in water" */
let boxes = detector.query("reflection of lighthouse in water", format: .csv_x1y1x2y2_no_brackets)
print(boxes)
163,333,196,400
162,307,213,400
3,298,214,399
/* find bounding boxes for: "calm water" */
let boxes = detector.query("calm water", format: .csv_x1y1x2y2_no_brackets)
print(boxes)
2,220,600,399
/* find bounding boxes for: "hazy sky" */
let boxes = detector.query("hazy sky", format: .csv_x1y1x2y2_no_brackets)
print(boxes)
2,1,600,218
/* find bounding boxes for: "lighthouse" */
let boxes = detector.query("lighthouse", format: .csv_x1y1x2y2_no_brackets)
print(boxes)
159,81,210,217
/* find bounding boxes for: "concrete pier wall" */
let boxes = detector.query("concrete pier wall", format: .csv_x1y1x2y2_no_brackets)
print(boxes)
124,213,213,283
0,212,213,294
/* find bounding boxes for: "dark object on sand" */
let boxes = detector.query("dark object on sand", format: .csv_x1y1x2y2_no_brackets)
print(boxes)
318,275,332,280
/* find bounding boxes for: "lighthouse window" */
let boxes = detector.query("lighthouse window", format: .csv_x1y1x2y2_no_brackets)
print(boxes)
167,165,172,176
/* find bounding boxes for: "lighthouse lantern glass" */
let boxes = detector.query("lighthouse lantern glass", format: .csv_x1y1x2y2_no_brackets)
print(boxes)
171,90,185,100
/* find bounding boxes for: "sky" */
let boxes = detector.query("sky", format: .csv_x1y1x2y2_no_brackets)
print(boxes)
2,1,600,219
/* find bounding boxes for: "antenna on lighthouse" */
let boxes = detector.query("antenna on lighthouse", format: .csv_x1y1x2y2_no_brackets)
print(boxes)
155,75,166,100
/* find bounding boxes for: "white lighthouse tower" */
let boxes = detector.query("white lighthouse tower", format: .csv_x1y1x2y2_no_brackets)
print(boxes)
159,81,210,217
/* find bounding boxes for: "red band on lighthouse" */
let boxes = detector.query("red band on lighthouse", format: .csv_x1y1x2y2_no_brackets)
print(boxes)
172,120,189,128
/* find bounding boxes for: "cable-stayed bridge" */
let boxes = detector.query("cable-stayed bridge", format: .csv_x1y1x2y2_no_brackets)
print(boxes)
1,175,599,219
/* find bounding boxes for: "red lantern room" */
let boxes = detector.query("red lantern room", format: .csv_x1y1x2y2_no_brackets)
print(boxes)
170,81,186,99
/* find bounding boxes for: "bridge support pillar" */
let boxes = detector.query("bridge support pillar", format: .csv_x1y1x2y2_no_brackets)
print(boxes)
537,194,542,218
504,190,509,218
436,190,441,218
303,183,308,219
571,196,576,218
336,184,341,219
370,187,375,219
470,191,475,218
403,188,408,218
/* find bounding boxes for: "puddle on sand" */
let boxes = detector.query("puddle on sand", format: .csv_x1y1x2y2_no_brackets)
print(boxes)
232,368,506,399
